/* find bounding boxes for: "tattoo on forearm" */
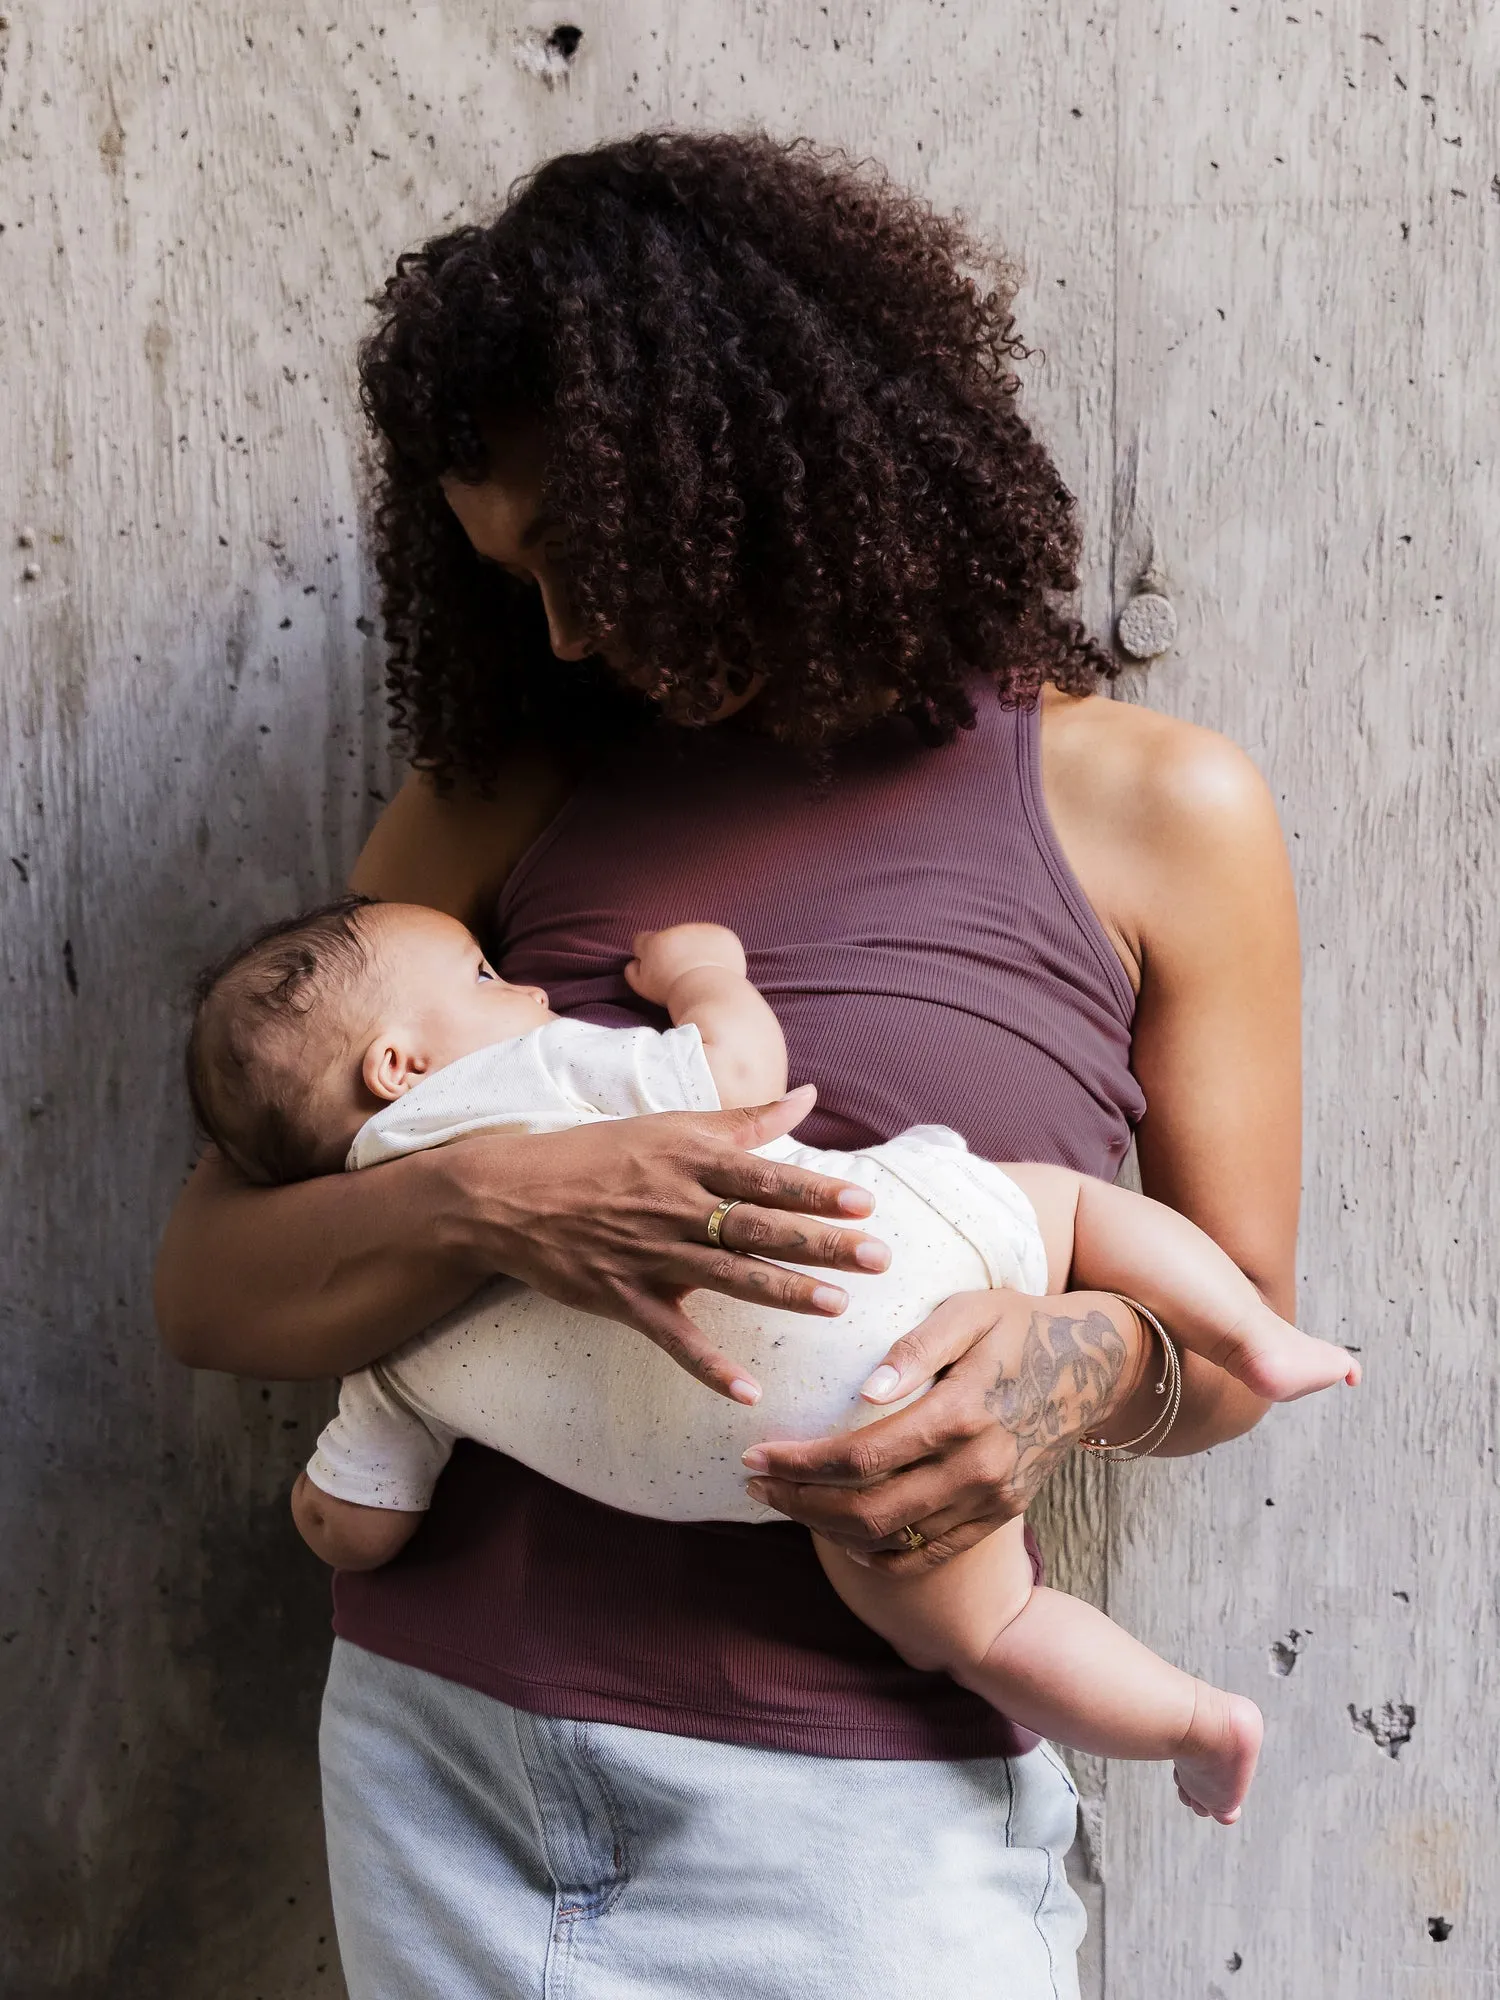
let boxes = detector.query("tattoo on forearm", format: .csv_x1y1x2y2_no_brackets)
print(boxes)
985,1308,1128,1502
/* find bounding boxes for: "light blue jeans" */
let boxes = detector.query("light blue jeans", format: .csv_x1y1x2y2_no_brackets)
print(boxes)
320,1640,1085,1999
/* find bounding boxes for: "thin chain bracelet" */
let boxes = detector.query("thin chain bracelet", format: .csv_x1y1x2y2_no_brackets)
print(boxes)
1077,1295,1182,1462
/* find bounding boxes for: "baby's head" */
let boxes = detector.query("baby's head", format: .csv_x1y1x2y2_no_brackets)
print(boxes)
187,897,552,1183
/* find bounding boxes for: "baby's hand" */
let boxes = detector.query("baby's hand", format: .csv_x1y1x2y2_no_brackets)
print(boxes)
625,923,748,1006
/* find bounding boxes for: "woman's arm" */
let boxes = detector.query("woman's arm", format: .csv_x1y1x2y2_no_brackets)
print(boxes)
155,764,890,1396
743,696,1304,1564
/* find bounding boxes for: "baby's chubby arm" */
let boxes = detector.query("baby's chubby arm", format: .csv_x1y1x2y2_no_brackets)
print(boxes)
291,1471,423,1571
1003,1162,1360,1405
625,924,788,1110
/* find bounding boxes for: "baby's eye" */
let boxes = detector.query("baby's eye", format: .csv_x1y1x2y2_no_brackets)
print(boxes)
477,962,497,983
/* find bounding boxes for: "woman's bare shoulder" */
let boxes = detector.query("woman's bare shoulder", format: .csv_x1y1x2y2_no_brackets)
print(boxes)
1040,686,1276,833
351,752,574,927
1038,687,1293,979
1041,687,1287,872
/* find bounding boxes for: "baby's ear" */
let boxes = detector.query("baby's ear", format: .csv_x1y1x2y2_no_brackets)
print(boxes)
361,1031,427,1103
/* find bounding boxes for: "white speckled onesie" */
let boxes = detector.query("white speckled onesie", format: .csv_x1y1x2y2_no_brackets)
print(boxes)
305,1020,1048,1524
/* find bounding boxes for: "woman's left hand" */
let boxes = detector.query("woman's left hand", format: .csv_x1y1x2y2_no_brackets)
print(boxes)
740,1288,1150,1572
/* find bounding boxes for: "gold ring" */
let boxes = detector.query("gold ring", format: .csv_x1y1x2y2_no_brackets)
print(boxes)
898,1524,927,1552
706,1198,742,1248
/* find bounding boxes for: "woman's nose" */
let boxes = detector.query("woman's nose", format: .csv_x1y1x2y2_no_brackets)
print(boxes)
540,583,592,662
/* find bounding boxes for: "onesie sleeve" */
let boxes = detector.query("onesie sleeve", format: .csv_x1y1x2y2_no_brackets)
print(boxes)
304,1364,458,1513
538,1020,722,1119
348,1019,721,1167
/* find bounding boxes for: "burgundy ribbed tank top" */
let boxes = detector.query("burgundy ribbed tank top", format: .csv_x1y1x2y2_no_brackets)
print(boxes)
334,693,1145,1758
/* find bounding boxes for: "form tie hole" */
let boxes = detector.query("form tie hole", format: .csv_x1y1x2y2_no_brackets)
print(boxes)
515,23,583,84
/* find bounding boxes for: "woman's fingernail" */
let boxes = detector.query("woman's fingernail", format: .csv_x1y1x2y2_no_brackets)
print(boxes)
729,1378,761,1406
846,1550,873,1568
812,1284,847,1313
854,1240,889,1270
741,1447,769,1472
861,1365,902,1401
745,1479,770,1503
837,1188,873,1213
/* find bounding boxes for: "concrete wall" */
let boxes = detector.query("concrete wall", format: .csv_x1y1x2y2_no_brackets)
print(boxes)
3,4,1495,1994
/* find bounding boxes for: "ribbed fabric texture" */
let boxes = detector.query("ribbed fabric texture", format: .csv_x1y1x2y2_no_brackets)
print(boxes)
334,694,1145,1759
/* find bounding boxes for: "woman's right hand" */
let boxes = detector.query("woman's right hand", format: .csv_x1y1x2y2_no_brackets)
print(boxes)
439,1084,889,1401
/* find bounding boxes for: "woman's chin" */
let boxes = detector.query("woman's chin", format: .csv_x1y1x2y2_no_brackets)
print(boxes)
672,676,768,727
598,655,767,727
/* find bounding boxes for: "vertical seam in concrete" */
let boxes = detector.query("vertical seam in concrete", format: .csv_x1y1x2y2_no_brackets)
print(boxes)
1107,0,1122,640
1103,19,1121,1986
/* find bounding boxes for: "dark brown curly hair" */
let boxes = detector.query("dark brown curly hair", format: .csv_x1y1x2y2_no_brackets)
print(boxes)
359,129,1116,785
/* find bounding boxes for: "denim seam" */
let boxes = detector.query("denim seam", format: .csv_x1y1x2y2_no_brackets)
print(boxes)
1033,1742,1079,2000
1032,1837,1063,2000
569,1718,634,1922
508,1710,577,2000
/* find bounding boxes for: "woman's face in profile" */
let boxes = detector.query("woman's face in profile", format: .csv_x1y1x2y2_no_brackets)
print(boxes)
440,419,764,726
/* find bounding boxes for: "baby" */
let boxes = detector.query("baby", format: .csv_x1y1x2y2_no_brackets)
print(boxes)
187,896,1359,1825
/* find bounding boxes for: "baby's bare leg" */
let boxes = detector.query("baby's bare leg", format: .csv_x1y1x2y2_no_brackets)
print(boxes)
817,1527,1263,1825
1002,1162,1360,1404
1066,1171,1359,1402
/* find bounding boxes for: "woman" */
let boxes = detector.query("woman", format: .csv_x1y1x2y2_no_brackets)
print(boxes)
157,133,1299,1998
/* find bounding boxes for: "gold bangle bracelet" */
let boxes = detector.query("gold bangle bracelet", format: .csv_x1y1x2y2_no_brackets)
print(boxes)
1077,1295,1182,1462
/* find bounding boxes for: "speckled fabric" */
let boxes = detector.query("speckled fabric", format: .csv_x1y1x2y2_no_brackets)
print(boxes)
308,1023,1048,1520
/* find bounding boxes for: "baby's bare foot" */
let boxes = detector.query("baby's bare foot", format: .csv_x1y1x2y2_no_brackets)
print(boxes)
1172,1685,1263,1825
1208,1307,1361,1404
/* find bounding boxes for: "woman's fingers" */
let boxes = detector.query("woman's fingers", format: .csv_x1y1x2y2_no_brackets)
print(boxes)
620,1289,763,1404
709,1200,889,1275
671,1244,852,1318
710,1150,877,1221
857,1289,1000,1404
747,1449,1010,1556
713,1083,819,1146
698,1094,878,1219
742,1379,975,1487
852,1514,1004,1576
746,1472,933,1544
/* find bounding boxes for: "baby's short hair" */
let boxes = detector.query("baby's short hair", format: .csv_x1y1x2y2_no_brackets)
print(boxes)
186,895,380,1185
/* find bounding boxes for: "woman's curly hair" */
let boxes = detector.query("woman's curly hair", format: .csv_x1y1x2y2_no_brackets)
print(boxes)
359,129,1116,784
